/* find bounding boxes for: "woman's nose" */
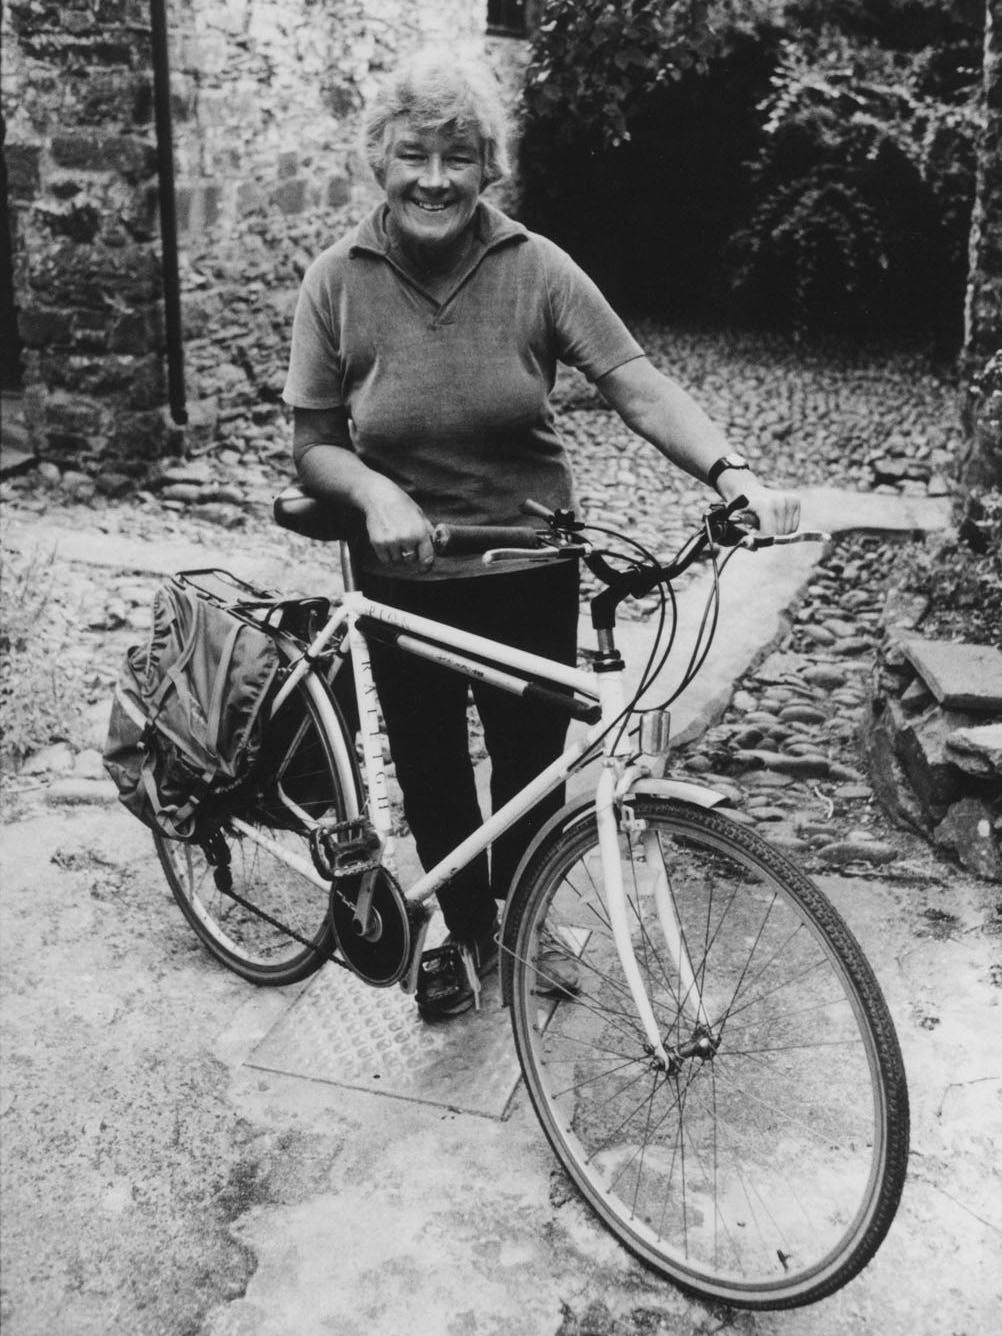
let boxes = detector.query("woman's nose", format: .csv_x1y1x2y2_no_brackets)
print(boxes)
418,155,447,188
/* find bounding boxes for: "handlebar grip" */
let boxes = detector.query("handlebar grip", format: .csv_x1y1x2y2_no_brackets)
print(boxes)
432,523,543,556
743,530,831,549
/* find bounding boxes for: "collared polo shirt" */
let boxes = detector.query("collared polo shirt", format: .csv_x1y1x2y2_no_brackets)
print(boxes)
283,201,643,576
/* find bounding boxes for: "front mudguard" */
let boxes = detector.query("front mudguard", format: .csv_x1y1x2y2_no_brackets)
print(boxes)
499,776,729,1005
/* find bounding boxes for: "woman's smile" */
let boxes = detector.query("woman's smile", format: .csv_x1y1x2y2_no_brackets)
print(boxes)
383,121,484,268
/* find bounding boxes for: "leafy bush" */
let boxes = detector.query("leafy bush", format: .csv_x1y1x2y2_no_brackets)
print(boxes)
891,490,1002,649
519,1,983,343
725,27,982,345
523,0,776,148
520,2,784,313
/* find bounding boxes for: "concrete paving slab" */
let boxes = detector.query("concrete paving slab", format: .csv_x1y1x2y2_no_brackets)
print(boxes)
1,515,336,595
197,868,1002,1336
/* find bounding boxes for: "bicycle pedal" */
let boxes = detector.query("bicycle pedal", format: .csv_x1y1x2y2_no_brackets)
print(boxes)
310,817,383,879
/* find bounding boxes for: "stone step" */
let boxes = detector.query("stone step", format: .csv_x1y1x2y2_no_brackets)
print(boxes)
902,637,1002,711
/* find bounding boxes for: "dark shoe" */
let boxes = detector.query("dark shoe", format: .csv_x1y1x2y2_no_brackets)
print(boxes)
416,919,499,1020
535,924,581,1000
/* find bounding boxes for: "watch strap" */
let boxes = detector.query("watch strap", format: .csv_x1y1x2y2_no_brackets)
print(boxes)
707,455,750,488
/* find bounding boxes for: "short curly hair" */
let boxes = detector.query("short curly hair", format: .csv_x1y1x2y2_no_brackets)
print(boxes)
362,49,511,189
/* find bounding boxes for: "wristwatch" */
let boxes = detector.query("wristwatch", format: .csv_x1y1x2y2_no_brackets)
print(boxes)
706,453,750,490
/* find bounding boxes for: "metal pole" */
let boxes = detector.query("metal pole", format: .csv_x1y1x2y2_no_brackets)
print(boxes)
149,0,187,425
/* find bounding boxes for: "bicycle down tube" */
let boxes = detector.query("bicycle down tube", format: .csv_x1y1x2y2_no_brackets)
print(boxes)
257,584,687,1062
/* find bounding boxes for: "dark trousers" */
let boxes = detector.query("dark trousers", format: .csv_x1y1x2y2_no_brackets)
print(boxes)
360,561,579,942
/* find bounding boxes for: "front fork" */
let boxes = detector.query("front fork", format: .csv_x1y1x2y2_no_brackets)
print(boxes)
594,763,712,1072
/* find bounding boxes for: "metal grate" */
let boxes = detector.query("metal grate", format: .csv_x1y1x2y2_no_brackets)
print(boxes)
247,957,523,1120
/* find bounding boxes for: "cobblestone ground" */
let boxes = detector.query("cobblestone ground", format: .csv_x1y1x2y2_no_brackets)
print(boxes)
1,328,965,864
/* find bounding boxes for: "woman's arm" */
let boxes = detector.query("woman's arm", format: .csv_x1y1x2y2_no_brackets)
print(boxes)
293,407,436,569
595,357,800,536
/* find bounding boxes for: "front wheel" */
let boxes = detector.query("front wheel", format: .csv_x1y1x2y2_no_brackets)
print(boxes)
155,671,361,986
504,797,909,1309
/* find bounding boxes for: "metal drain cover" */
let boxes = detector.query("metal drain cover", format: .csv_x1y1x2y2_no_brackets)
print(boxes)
246,961,522,1120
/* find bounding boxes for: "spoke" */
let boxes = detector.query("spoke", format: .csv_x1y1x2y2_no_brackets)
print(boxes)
720,954,845,1030
581,1068,671,1165
723,1036,865,1057
711,1056,872,1148
722,989,859,1037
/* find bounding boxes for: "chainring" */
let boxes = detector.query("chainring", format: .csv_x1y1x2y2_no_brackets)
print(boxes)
330,867,411,987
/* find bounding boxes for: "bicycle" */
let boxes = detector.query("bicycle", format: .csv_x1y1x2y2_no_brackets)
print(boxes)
152,489,909,1310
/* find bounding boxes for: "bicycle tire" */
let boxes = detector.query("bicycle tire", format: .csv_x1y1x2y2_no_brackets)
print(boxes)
504,796,909,1309
155,669,361,986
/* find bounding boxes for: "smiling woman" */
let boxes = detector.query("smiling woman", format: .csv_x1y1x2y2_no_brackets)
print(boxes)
281,47,800,1019
381,124,485,272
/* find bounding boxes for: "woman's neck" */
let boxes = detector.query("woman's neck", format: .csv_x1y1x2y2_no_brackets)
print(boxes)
386,214,478,280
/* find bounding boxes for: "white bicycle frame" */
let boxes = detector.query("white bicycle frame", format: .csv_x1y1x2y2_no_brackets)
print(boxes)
233,560,722,1068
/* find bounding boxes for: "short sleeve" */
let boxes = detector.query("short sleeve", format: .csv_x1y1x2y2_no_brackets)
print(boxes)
540,238,644,383
282,254,344,410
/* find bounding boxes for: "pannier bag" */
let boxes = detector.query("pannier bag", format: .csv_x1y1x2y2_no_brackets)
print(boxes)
103,571,283,840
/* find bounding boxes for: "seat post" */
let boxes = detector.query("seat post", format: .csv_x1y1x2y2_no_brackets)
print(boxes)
339,540,357,593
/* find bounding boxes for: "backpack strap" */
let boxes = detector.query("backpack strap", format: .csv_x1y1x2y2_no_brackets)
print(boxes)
205,617,244,752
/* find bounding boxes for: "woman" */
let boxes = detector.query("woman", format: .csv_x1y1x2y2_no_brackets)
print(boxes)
283,49,800,1019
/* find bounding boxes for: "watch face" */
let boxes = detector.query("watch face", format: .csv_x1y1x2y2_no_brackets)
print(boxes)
726,453,748,468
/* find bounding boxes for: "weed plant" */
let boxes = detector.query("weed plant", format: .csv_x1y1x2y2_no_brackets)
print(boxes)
0,545,87,773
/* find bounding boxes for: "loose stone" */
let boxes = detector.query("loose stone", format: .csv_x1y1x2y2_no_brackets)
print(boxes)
816,839,898,866
835,636,874,656
835,784,873,800
803,665,846,689
778,703,828,725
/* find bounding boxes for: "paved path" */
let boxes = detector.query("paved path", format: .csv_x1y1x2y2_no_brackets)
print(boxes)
9,484,1001,1335
155,484,997,1336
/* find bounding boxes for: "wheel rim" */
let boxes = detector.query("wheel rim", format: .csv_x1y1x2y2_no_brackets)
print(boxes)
158,679,357,978
510,804,901,1305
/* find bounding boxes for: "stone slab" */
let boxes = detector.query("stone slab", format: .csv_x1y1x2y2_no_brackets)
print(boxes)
946,723,1002,775
902,638,1002,711
797,485,953,535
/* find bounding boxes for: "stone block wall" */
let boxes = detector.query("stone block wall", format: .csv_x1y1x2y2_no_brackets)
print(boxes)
3,0,173,478
169,0,493,452
3,0,531,473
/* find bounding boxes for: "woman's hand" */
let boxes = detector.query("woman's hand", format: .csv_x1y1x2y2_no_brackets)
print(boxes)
361,475,436,570
715,473,801,538
293,410,435,570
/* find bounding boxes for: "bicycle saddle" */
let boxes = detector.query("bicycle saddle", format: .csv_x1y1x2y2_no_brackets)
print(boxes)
273,484,361,543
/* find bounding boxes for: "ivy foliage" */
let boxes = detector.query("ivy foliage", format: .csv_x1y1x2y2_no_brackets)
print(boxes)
726,24,983,341
524,1,781,147
519,0,984,348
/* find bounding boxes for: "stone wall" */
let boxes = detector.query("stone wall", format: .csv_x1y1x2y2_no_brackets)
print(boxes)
3,1,171,478
169,0,495,455
3,0,531,474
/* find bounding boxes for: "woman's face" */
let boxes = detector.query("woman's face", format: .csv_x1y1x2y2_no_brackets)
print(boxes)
382,120,485,263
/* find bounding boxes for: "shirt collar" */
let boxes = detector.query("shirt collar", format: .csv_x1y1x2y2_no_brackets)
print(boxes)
348,199,528,260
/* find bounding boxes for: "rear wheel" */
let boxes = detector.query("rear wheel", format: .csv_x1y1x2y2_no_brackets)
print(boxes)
155,673,360,986
505,796,909,1309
